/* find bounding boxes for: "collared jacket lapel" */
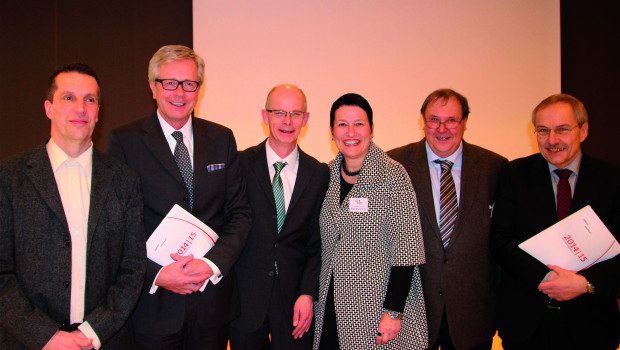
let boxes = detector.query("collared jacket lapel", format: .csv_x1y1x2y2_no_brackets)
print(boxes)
450,141,480,248
141,113,187,189
25,144,69,235
403,140,442,242
87,149,111,252
249,140,276,212
287,147,312,218
527,154,559,229
192,117,216,190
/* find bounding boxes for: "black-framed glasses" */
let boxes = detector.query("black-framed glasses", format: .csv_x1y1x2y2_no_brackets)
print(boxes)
424,117,464,129
155,79,200,92
266,109,306,120
534,125,578,137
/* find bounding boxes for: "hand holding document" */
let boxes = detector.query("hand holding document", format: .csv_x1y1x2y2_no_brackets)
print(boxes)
147,204,219,266
519,205,620,271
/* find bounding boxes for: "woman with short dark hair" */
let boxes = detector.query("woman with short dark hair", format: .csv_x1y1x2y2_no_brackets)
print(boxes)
314,93,428,349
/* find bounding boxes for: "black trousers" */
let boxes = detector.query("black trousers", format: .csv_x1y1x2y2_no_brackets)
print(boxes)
134,293,229,350
230,275,313,350
318,277,339,350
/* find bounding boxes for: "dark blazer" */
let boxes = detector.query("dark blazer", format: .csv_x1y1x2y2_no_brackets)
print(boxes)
231,140,328,332
490,153,620,349
0,144,146,350
388,140,507,349
107,113,251,334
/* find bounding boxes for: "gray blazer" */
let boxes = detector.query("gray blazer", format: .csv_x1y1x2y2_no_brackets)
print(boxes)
388,140,507,349
0,144,146,349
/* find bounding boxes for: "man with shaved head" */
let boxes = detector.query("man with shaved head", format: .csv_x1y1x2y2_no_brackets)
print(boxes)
230,84,329,350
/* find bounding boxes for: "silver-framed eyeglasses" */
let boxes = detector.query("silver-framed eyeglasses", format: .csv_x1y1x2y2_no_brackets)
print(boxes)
424,117,464,129
266,109,306,119
534,125,578,137
155,79,200,92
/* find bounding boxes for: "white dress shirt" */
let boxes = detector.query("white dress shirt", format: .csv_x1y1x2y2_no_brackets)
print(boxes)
47,138,101,349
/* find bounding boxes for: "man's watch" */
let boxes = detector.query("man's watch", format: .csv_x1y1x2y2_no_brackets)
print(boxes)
386,310,403,320
585,281,595,294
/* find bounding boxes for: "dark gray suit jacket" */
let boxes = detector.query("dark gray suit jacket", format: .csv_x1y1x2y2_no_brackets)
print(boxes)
107,113,251,334
231,140,328,332
388,140,507,349
0,144,147,350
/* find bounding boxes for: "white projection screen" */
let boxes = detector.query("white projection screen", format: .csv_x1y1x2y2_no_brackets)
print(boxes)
193,0,560,162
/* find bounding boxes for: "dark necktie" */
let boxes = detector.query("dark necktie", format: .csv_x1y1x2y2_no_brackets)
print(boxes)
435,160,458,248
272,161,287,234
554,169,572,220
172,131,193,209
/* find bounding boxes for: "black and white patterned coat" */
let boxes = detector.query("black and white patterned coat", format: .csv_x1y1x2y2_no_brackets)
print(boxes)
314,142,428,349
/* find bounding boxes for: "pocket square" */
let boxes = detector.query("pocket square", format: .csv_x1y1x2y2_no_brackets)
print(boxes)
207,163,226,172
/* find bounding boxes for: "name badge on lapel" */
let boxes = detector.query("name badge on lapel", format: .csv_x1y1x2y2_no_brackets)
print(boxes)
349,198,368,212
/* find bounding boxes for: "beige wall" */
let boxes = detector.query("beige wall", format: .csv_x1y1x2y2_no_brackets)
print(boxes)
193,0,560,162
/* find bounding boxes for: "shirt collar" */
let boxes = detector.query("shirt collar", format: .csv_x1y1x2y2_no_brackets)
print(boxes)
157,110,193,141
46,137,93,177
547,150,582,175
266,139,299,169
425,140,463,165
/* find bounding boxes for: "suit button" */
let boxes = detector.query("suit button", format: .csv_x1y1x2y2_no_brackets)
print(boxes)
63,281,70,288
64,240,70,247
268,271,274,277
274,243,279,248
183,197,189,202
438,290,444,296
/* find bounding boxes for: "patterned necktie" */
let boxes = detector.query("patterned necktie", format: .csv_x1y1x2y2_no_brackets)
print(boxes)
272,161,287,234
435,160,458,248
554,169,572,220
172,131,193,209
